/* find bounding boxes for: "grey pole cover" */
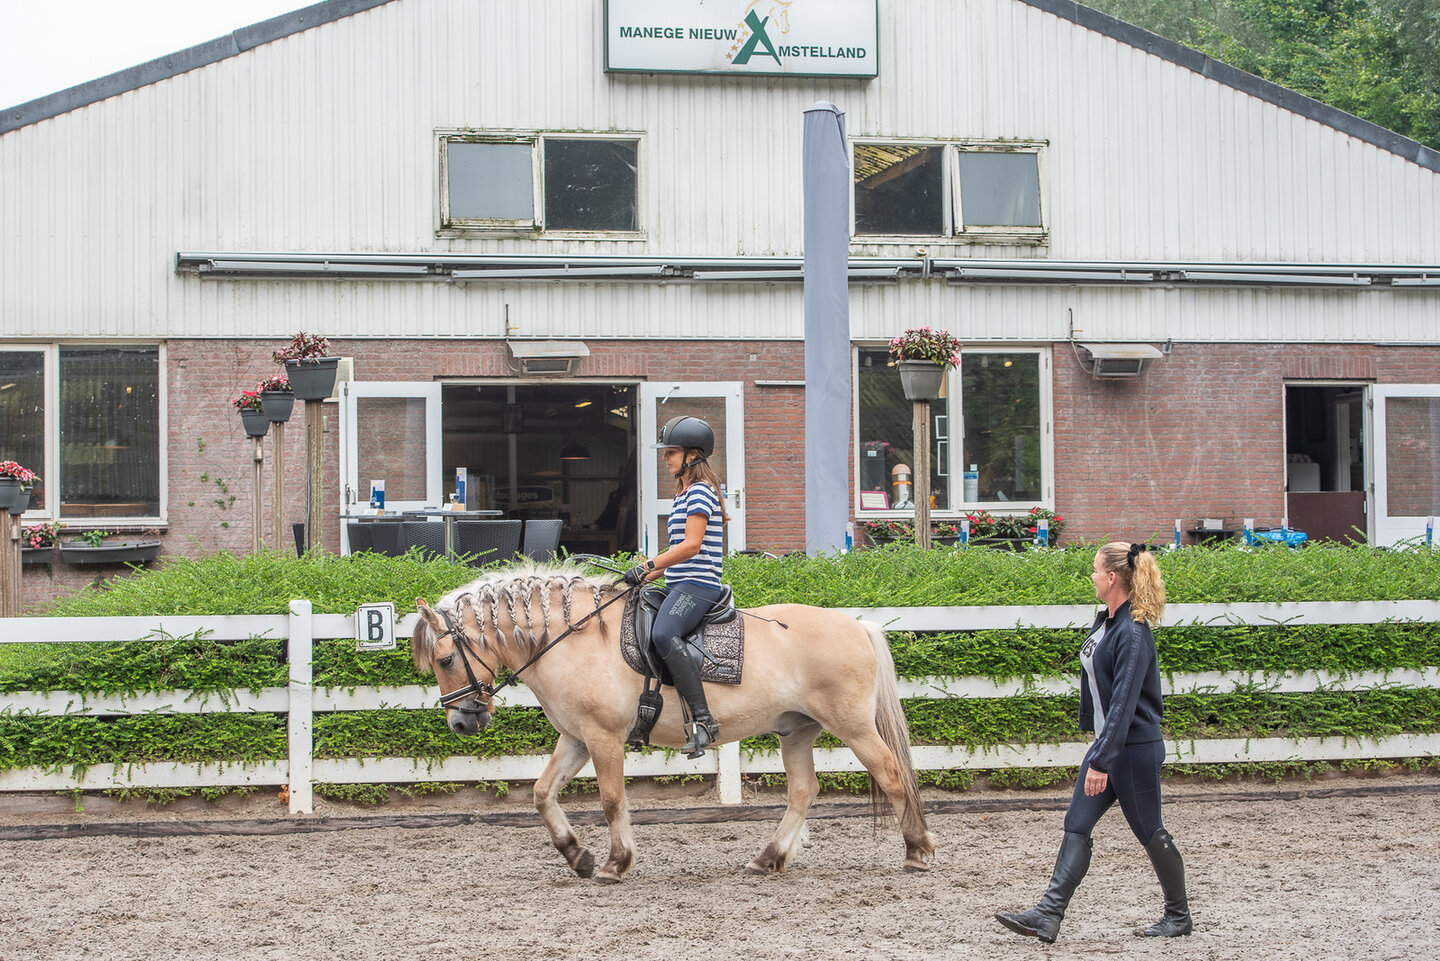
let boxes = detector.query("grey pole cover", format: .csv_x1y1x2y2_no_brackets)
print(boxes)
802,102,850,556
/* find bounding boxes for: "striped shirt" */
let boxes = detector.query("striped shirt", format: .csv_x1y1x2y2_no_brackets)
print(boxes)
665,482,724,589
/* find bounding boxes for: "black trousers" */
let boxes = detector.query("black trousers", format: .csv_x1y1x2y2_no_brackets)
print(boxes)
650,582,722,658
1063,739,1167,845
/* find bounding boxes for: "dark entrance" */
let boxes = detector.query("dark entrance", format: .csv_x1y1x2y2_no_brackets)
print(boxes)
441,383,638,555
1284,384,1367,543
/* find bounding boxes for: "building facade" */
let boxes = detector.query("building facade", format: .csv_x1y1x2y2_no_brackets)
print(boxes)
3,0,1438,607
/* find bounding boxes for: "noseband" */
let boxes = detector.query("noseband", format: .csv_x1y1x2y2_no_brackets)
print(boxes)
435,607,500,715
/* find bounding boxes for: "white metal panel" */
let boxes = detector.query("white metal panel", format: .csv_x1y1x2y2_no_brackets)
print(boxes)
2,0,1440,343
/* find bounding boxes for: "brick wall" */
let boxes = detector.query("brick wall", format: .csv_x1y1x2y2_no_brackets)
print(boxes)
16,337,1439,610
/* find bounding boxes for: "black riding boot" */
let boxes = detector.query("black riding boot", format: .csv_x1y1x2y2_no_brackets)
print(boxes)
996,832,1092,944
661,645,719,758
1139,828,1193,937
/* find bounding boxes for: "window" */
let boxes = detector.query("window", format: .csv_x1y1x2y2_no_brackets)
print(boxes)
0,345,163,521
855,347,1050,512
440,132,640,233
853,140,1045,242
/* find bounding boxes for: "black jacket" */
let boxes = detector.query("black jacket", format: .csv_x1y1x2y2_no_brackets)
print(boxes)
1078,599,1164,773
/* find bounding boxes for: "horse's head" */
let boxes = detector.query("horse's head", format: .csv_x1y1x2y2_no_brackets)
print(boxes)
413,596,495,736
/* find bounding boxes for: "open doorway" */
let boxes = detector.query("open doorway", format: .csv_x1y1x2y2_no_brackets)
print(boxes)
441,383,638,555
1284,383,1367,543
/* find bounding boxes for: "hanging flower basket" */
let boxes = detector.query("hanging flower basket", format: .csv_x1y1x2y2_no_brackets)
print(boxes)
258,375,295,423
897,360,946,401
274,332,338,400
889,327,963,402
0,460,39,512
284,358,339,400
240,409,270,438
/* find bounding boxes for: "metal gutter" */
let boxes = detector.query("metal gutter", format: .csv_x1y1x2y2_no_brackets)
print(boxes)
176,251,1440,288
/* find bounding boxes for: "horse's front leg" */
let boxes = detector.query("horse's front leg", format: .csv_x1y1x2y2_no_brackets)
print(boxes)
586,737,635,884
533,733,595,878
748,722,823,874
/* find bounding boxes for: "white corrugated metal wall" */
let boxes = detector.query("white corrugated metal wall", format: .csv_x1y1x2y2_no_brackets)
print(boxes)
2,0,1439,342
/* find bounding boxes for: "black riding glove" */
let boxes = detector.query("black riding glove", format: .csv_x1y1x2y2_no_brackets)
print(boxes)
623,562,652,586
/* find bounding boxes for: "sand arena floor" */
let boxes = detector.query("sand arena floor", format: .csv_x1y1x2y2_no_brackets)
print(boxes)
2,773,1437,960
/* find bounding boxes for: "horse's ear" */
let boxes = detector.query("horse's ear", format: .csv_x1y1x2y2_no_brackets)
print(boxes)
416,598,444,633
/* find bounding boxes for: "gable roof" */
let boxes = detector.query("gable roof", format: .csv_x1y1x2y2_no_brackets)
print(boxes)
1,0,396,135
4,0,1438,174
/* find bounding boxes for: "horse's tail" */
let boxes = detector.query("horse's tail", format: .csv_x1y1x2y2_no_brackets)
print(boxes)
862,620,929,839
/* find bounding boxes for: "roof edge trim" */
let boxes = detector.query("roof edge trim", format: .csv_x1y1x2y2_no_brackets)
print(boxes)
1,0,396,136
1017,0,1440,174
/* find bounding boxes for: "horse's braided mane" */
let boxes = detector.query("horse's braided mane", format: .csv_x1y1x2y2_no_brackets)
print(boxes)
420,561,623,661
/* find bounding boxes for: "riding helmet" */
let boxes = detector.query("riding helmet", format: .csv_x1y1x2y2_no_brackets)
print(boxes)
653,415,715,456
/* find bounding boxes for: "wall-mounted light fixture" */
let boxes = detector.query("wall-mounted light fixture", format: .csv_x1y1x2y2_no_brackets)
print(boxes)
1080,343,1165,379
507,340,590,376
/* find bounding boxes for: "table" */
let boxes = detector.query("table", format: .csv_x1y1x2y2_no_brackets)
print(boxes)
402,509,504,559
1187,526,1239,546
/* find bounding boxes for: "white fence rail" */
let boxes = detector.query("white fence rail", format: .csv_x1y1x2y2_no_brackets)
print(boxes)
2,601,1437,814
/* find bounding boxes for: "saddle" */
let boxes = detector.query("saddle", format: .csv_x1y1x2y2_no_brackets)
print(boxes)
620,585,745,749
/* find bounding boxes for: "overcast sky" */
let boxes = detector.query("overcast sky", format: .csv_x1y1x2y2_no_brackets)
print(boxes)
0,0,305,107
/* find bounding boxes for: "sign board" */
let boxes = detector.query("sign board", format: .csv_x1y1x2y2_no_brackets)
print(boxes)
355,602,396,651
605,0,879,78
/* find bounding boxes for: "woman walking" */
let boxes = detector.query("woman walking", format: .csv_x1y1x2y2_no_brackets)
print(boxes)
622,414,729,757
995,541,1193,943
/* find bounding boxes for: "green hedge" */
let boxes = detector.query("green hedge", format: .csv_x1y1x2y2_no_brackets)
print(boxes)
2,546,1437,777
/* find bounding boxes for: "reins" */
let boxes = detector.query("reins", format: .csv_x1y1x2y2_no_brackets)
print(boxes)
435,581,637,713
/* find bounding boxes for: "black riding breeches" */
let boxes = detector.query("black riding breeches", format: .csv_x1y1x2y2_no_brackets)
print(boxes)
1063,739,1167,845
650,583,722,658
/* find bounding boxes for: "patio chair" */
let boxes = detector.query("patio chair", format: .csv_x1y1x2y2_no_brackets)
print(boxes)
454,519,522,566
400,520,448,561
521,518,564,561
346,522,374,555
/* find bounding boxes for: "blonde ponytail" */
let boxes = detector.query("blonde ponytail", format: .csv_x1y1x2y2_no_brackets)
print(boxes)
1098,540,1167,625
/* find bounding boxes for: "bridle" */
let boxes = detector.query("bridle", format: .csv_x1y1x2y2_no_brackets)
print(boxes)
432,579,636,715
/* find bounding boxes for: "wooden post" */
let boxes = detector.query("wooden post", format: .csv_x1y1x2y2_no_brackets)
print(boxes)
913,399,931,549
1,513,17,616
252,437,264,555
271,420,286,551
304,399,325,554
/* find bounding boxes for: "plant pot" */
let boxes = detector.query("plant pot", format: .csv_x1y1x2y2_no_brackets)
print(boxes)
0,477,21,511
240,409,270,438
897,360,946,401
7,488,31,515
261,390,296,423
22,546,53,564
59,539,162,565
285,358,340,401
970,536,1029,552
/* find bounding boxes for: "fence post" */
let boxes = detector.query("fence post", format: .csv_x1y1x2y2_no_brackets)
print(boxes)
717,740,742,804
288,599,314,814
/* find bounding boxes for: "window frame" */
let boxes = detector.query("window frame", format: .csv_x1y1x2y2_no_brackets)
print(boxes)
851,343,1053,518
850,137,1048,246
0,342,168,527
437,129,646,239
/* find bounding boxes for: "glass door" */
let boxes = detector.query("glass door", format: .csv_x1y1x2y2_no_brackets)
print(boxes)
638,382,745,556
339,382,443,551
1371,385,1440,546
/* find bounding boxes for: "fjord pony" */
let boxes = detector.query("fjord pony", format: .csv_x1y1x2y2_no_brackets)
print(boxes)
412,561,933,883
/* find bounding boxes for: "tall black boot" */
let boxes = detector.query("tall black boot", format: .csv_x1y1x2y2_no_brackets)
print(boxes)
1139,828,1193,937
995,832,1092,944
661,645,719,758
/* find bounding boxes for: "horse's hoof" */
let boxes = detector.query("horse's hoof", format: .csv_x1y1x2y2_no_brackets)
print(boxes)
745,857,783,875
573,850,595,878
595,872,623,885
903,859,932,873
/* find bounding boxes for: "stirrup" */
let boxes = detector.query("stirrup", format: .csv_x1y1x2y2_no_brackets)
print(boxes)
682,718,719,758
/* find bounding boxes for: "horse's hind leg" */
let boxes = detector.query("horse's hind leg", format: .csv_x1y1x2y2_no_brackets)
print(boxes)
534,733,596,878
747,721,823,875
834,725,934,872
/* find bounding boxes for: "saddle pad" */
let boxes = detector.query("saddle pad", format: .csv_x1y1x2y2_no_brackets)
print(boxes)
619,592,745,685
